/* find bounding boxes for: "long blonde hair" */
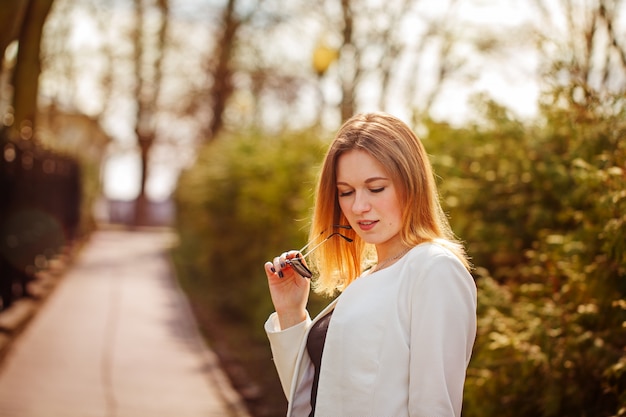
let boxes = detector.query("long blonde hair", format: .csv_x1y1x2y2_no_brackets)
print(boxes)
309,112,470,297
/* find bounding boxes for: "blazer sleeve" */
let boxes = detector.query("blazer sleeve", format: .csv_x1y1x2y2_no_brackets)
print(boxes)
264,312,312,398
407,250,477,417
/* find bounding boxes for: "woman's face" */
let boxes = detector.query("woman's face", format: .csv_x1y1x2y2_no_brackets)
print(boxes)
336,149,404,253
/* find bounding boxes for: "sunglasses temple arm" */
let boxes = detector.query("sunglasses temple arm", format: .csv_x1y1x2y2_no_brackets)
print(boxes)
301,236,333,258
297,226,351,257
296,239,315,255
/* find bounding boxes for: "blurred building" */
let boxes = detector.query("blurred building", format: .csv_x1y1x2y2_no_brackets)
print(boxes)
37,104,110,164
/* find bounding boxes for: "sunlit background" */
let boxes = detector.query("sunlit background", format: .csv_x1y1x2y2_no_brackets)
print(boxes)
33,0,551,201
1,0,625,416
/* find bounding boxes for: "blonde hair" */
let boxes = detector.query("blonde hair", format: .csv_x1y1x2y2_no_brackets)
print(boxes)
309,112,470,297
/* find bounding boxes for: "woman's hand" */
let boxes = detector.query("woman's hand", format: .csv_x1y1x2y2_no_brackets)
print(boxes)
264,250,310,330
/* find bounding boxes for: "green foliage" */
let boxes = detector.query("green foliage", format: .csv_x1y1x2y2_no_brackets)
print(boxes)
426,87,626,417
175,129,329,323
173,128,330,415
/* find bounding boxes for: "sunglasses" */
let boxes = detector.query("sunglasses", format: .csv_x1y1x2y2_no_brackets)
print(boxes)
286,225,353,278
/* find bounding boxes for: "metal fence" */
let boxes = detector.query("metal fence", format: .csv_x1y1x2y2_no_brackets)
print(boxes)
0,130,81,310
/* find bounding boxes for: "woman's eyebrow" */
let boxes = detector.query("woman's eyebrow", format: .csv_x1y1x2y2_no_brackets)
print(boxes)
364,177,389,183
336,177,389,186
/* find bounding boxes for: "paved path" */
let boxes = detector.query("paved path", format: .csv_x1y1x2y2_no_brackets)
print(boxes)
0,229,250,417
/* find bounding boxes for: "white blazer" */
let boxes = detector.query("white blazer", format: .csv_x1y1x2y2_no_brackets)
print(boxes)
265,242,477,417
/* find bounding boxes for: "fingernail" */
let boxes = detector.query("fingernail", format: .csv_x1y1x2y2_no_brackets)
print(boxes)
278,270,284,278
280,261,286,268
270,266,276,273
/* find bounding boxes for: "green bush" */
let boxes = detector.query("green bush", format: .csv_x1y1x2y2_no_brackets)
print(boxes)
175,128,331,320
426,87,626,417
173,128,329,416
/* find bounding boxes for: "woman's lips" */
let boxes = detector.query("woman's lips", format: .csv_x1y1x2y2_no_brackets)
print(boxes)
357,220,378,231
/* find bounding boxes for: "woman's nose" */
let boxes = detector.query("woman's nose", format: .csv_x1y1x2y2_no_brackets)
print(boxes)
351,191,371,214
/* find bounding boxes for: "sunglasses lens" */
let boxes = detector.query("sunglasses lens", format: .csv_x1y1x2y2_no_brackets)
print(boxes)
288,258,313,278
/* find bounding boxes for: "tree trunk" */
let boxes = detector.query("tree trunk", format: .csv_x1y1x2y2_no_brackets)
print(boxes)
339,0,355,122
205,0,238,141
11,0,55,136
134,131,153,226
132,0,169,226
0,0,30,57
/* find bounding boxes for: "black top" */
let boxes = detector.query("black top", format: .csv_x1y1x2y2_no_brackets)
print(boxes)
306,309,334,417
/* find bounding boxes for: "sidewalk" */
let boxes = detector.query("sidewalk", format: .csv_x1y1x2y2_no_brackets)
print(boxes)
0,228,250,417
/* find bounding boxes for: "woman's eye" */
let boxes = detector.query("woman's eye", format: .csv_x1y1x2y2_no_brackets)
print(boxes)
370,187,385,193
338,190,353,197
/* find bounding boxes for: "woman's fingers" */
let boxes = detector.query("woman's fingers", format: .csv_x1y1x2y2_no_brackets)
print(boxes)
264,261,276,275
269,251,302,279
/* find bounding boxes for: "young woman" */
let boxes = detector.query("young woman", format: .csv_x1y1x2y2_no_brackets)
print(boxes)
264,112,477,417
